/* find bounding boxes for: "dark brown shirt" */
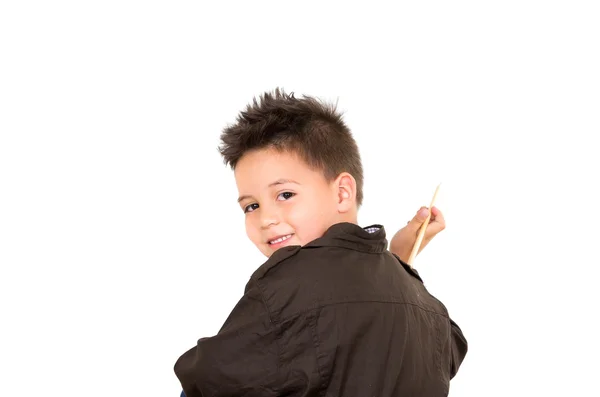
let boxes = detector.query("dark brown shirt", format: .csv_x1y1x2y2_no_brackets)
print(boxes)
174,222,467,396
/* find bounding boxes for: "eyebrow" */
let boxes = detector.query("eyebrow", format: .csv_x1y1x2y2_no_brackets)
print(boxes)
237,179,300,203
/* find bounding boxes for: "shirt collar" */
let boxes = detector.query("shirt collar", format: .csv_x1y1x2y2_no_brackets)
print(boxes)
303,222,388,254
251,222,389,281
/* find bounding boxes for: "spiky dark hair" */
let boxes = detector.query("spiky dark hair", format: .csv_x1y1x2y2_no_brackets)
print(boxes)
218,88,364,206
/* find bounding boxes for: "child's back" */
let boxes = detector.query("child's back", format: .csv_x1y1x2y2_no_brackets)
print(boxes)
175,223,467,396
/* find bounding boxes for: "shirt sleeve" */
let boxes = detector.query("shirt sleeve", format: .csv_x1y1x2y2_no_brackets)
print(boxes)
449,318,468,379
391,252,468,379
174,281,279,397
391,253,424,283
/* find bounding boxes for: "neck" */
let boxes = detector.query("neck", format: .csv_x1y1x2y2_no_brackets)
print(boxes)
336,209,358,225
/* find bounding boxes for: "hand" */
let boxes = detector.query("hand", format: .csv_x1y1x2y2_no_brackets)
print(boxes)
389,206,446,264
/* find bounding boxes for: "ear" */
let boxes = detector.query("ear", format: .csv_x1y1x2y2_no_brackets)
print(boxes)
334,172,357,213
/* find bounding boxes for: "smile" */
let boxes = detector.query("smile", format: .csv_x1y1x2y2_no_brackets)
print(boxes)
269,234,293,245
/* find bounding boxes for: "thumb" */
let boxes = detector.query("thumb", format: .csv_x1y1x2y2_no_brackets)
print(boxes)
416,207,429,222
407,207,429,233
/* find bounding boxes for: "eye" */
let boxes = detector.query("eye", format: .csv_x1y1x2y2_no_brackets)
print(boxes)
244,203,259,213
277,192,295,201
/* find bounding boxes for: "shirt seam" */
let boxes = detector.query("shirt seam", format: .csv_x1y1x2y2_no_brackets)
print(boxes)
254,278,282,394
276,300,450,325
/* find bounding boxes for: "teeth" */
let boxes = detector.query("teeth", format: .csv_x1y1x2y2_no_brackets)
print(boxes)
270,234,292,244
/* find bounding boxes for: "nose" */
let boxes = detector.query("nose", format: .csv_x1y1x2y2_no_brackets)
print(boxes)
260,203,280,229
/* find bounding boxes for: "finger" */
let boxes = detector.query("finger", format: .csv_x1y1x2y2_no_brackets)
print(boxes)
419,209,446,250
425,207,445,234
430,206,445,225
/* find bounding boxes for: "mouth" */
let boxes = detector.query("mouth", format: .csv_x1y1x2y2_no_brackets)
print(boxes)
268,234,294,246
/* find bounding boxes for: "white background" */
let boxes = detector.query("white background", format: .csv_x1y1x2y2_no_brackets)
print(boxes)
1,1,599,396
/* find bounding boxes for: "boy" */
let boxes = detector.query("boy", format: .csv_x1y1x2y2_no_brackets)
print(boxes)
174,89,467,396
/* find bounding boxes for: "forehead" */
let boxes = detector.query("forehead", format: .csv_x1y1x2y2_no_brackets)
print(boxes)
234,148,324,191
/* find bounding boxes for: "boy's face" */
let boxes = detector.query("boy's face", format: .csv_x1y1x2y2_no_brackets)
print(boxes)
235,148,342,257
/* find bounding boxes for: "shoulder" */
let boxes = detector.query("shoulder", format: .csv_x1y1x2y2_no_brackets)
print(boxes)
247,246,345,321
250,244,352,285
249,246,303,282
248,245,390,321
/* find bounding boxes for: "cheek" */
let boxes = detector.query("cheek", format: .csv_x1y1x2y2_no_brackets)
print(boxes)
286,199,329,240
245,216,260,244
282,202,305,227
